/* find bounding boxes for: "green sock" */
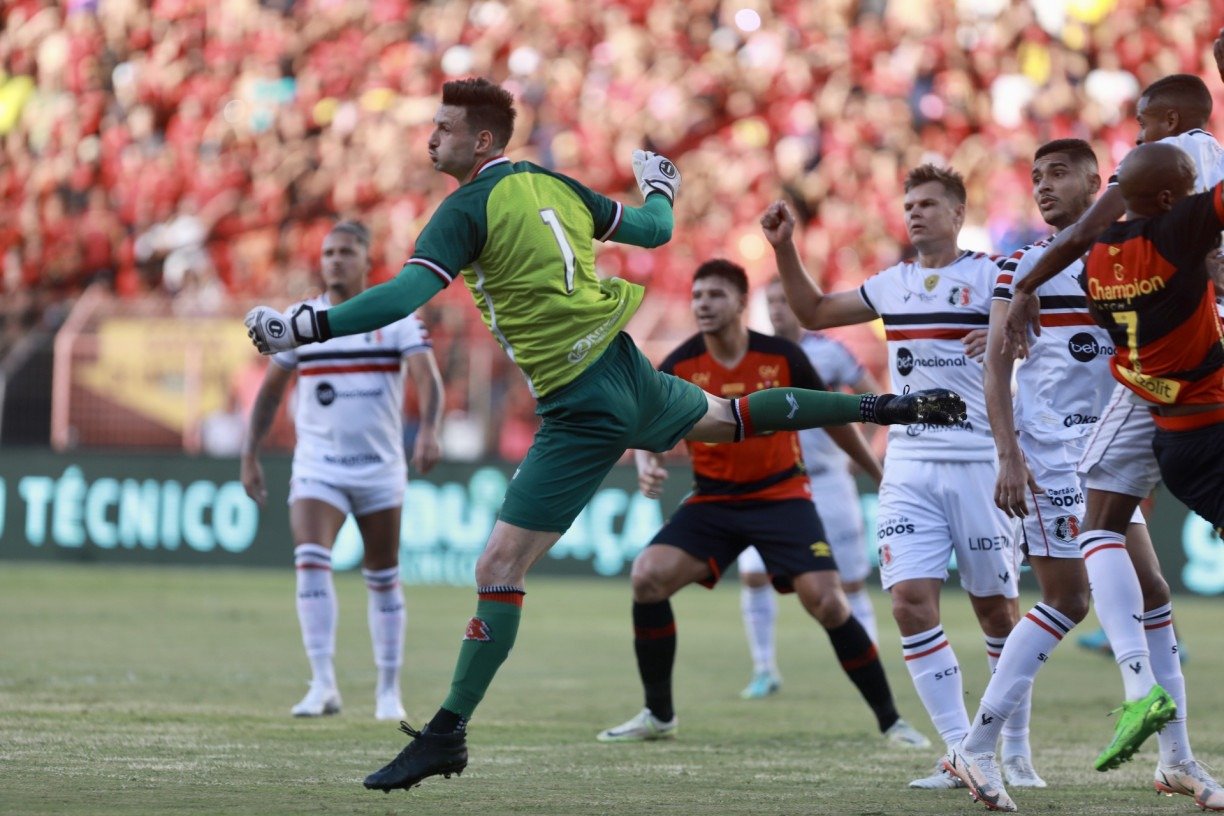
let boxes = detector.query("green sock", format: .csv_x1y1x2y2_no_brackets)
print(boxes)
736,388,863,438
442,590,524,718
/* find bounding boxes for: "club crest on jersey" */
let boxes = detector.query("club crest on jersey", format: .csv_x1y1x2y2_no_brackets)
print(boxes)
463,617,493,642
1054,515,1081,543
947,285,972,307
924,274,940,291
879,543,893,566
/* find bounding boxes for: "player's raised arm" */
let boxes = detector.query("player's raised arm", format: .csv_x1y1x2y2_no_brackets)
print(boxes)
760,200,877,330
1001,187,1123,359
609,150,682,249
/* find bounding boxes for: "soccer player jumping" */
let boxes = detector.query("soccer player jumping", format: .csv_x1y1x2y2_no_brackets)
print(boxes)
243,77,966,793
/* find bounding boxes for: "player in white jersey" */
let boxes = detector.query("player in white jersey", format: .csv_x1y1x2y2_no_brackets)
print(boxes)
734,277,885,700
241,221,445,721
991,75,1224,811
762,164,1028,791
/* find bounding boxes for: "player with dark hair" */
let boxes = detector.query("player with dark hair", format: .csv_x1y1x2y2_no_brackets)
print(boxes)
1089,142,1224,531
734,276,885,701
241,219,444,722
944,139,1222,812
244,77,965,792
596,259,927,749
762,164,1031,791
994,68,1224,794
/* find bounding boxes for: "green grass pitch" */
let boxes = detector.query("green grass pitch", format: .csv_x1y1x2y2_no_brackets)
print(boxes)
2,562,1221,815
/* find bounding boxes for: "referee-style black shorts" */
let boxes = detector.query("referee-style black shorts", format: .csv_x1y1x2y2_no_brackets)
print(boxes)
647,498,837,592
1154,422,1224,530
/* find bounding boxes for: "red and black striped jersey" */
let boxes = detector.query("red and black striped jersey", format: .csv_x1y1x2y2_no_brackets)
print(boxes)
660,330,824,504
1085,181,1224,406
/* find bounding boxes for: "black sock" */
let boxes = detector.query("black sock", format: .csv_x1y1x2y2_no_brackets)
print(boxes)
633,600,676,722
427,707,466,735
825,615,898,732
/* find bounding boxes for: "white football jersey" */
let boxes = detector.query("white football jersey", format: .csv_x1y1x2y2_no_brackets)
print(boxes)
1110,129,1224,192
859,251,996,462
796,333,864,478
994,238,1115,440
272,295,432,486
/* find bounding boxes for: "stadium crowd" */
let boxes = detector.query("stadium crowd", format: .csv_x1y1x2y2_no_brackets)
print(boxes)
1,0,1221,451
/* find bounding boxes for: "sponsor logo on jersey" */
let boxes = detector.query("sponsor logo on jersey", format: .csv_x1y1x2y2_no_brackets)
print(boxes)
463,617,493,642
905,418,974,437
1062,413,1099,428
924,274,940,291
878,517,916,539
691,372,711,387
758,364,781,380
1117,366,1181,404
947,286,972,307
568,299,631,363
896,347,967,377
1088,273,1167,303
316,381,384,406
810,540,831,558
1054,515,1081,543
322,453,385,466
1067,332,1114,362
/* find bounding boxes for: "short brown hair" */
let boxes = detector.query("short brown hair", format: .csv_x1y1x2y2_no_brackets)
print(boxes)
693,259,748,295
904,164,966,205
441,77,517,149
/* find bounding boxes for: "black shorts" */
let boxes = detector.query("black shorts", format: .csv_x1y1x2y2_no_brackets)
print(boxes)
648,498,837,592
1154,422,1224,530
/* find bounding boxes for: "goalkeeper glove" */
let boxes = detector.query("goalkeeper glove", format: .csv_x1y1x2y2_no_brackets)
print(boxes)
244,302,327,355
631,149,681,205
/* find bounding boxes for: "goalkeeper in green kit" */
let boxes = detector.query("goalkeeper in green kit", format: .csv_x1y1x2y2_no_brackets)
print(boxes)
244,77,967,793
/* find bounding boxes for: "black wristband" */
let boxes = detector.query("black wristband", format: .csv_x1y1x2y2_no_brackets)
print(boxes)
316,309,333,342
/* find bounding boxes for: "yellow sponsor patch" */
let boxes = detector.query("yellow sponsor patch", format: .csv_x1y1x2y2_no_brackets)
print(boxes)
1117,367,1180,404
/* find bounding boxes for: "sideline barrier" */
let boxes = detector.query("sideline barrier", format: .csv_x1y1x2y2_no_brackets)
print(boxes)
0,450,1219,593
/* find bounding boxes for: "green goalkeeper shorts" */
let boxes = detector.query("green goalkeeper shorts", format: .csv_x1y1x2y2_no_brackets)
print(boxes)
498,332,709,533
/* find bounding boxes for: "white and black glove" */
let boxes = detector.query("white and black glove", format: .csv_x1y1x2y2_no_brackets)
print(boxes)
244,302,327,355
631,149,681,205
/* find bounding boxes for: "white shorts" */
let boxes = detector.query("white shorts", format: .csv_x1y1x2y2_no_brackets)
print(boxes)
1018,433,1147,559
736,473,870,583
875,459,1019,598
1017,434,1087,559
1078,384,1161,498
288,476,404,517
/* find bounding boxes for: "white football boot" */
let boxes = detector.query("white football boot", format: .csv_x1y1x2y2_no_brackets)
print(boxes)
291,681,342,717
596,708,678,742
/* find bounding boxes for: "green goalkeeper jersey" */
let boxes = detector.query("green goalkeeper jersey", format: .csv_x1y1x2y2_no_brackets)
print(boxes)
411,157,645,398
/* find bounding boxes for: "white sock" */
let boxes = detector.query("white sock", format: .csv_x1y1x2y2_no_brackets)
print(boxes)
846,587,878,644
295,544,337,689
901,625,969,748
364,566,405,696
964,605,1074,755
1081,530,1155,700
741,583,778,673
1145,603,1192,766
984,634,1034,760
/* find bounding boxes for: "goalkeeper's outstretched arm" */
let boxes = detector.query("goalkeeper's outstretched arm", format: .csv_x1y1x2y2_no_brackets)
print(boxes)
245,264,444,354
